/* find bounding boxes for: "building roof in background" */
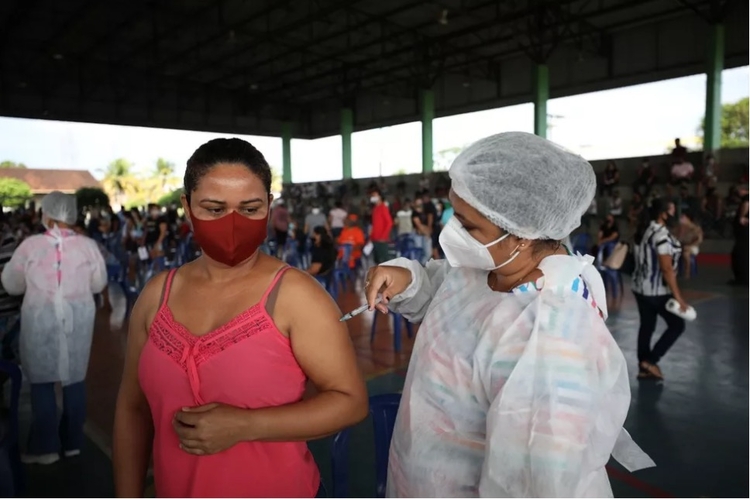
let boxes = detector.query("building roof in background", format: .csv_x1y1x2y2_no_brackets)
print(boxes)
0,168,100,194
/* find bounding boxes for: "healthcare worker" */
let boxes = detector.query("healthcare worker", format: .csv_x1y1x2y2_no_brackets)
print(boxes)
2,191,107,465
365,132,654,497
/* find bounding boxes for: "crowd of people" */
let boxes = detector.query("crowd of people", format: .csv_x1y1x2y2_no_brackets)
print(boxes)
0,132,746,498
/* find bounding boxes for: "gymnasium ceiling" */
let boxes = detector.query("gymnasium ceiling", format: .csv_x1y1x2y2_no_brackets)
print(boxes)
1,0,747,138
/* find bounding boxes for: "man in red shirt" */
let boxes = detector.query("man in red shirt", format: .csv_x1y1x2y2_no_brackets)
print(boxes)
369,188,393,264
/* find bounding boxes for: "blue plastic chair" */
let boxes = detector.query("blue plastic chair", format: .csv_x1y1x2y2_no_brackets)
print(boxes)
331,393,402,498
316,273,338,300
0,359,24,497
333,244,355,294
679,253,699,277
371,311,413,353
596,241,623,300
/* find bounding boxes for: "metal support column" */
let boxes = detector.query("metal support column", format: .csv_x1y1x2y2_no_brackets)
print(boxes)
282,122,292,185
421,89,435,173
533,64,549,139
703,23,724,154
341,108,353,179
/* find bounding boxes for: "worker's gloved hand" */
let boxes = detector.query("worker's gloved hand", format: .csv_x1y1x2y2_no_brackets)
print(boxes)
364,265,412,314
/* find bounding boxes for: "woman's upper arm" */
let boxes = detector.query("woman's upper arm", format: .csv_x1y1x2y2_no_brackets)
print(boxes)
117,273,165,410
1,239,30,295
277,271,366,399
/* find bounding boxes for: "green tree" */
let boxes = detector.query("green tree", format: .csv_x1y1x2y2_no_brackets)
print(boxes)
154,158,176,192
0,161,27,168
699,97,749,149
100,158,135,208
158,188,184,206
0,178,32,207
75,187,110,210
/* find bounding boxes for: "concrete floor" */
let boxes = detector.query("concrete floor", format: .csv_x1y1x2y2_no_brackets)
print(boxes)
5,264,748,498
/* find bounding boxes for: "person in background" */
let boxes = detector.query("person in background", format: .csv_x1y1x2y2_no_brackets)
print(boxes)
631,199,688,380
698,154,719,197
633,158,656,197
419,190,438,258
112,138,367,497
600,160,620,197
142,203,169,262
411,198,432,264
270,199,290,259
328,201,348,239
673,212,703,279
628,192,645,232
592,214,620,258
304,204,328,239
364,132,652,497
609,189,623,218
395,199,414,238
307,226,337,278
670,158,694,195
731,184,749,285
671,138,687,162
2,192,107,465
337,215,365,270
0,223,22,362
369,187,393,265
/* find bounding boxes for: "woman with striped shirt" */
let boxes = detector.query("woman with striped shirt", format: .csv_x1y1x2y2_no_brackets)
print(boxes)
631,198,688,380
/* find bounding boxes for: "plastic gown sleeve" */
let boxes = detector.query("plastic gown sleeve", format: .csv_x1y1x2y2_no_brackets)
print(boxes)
476,281,632,497
1,239,31,295
379,257,449,323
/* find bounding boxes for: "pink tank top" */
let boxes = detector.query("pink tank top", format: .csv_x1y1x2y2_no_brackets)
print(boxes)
138,267,320,498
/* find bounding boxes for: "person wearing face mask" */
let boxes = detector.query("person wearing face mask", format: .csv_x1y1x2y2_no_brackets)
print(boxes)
364,132,654,497
369,187,393,264
304,205,329,240
631,199,689,380
1,192,107,465
112,138,367,498
143,203,170,261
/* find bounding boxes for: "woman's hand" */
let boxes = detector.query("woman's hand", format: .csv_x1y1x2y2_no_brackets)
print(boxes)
365,265,413,313
173,403,249,456
675,296,689,313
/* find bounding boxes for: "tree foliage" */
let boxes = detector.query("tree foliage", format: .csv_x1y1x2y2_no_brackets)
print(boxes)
699,97,749,149
75,187,110,209
0,178,32,207
0,161,27,169
158,188,184,206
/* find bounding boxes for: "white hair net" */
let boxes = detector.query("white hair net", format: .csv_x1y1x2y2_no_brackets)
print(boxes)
449,132,596,240
41,191,78,225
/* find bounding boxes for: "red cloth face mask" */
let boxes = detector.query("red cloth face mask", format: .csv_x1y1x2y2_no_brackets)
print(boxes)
189,208,268,267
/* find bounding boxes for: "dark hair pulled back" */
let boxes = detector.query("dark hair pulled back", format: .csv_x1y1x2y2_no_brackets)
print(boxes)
634,197,670,244
184,138,271,202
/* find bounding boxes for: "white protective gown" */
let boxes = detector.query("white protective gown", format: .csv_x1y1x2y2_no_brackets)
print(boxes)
1,228,107,385
383,254,654,497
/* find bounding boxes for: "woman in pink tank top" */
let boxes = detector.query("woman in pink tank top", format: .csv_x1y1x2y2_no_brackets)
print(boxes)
112,138,368,498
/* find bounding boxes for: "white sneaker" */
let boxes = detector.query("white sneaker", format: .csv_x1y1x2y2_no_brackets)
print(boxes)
64,449,81,458
21,453,60,465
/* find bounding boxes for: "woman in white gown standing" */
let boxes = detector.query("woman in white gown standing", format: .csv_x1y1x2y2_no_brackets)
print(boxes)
2,191,107,464
365,132,654,497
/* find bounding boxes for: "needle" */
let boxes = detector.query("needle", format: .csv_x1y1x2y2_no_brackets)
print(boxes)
339,297,383,322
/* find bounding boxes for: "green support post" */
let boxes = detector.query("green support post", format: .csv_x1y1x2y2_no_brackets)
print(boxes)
341,108,353,179
533,64,549,139
282,122,292,185
703,23,724,154
421,89,435,173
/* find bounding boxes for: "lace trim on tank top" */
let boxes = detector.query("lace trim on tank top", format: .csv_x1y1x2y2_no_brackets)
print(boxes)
148,266,290,373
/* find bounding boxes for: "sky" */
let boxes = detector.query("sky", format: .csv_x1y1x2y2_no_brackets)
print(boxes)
0,66,747,185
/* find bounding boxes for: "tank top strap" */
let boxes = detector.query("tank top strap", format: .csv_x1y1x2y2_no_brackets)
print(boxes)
260,266,292,307
158,268,179,312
